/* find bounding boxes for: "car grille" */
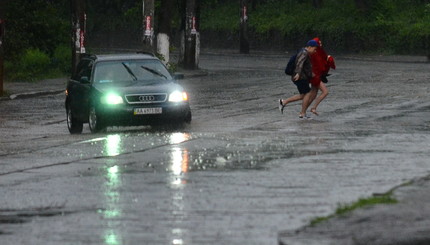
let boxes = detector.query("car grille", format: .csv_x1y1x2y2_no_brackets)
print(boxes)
125,93,167,104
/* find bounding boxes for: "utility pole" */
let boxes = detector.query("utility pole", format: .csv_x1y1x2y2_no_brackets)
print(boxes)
142,0,155,53
0,1,5,96
71,0,86,75
157,0,173,64
180,0,199,69
240,0,249,54
312,0,323,8
354,0,369,12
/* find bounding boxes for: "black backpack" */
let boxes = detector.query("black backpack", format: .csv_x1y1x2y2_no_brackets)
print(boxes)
284,53,297,76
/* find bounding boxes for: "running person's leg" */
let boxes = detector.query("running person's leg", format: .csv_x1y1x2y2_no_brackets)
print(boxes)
280,94,304,114
279,79,310,114
301,86,318,117
281,94,304,106
310,82,328,115
308,76,320,105
293,79,312,118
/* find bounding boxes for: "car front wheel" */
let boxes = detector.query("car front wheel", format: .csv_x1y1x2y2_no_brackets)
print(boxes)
88,106,106,133
184,110,192,123
67,107,83,134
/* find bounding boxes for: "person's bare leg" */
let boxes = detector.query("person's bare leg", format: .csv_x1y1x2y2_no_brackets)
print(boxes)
280,91,306,114
311,82,328,115
280,94,304,114
309,87,318,104
301,87,318,117
300,92,312,118
281,94,304,106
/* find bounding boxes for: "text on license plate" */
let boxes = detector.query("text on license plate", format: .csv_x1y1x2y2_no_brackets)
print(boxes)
134,107,162,115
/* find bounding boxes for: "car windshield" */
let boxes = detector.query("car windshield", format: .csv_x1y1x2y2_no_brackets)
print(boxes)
93,59,172,84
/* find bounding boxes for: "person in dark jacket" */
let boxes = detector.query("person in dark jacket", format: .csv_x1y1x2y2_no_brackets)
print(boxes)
279,40,318,118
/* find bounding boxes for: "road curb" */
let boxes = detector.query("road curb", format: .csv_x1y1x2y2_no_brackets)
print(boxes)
277,174,430,245
5,90,65,101
179,69,209,78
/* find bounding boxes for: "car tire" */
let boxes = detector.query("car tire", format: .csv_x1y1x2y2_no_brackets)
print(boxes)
67,106,83,134
184,110,192,123
88,105,106,133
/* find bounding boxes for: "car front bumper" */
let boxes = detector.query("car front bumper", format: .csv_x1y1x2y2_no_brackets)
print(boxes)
96,102,191,126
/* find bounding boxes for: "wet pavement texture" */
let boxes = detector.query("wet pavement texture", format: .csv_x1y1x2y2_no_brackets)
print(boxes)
0,52,429,245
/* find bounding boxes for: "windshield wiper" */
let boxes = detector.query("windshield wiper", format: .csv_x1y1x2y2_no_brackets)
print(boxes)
141,66,168,80
122,62,138,81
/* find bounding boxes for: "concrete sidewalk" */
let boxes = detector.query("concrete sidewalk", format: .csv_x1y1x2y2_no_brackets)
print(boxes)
0,77,68,101
278,174,430,245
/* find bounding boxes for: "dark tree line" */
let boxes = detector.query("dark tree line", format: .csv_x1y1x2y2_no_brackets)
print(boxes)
1,0,429,82
4,0,420,60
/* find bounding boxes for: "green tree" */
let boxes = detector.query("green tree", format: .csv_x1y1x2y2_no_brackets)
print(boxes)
4,0,69,59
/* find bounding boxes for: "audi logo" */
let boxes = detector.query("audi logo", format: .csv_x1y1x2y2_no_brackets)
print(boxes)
139,95,155,101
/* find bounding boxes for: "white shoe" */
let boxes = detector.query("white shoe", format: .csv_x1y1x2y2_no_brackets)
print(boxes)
279,99,285,114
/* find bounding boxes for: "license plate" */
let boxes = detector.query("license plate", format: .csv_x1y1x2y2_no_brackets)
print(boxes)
134,107,162,115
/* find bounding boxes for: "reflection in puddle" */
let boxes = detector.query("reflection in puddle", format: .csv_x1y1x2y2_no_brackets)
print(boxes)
76,134,123,157
170,133,190,185
170,132,191,144
105,134,122,157
104,229,121,245
169,133,190,244
77,137,106,144
172,238,184,245
171,147,189,177
100,165,123,245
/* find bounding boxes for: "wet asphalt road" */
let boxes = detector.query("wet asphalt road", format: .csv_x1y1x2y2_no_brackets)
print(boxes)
0,53,429,245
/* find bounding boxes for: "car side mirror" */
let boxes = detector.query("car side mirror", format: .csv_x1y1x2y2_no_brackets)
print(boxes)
80,76,90,84
173,73,184,80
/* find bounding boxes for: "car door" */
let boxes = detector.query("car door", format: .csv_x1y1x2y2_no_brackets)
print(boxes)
69,59,94,121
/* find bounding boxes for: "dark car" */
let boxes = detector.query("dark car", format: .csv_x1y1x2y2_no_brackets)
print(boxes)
65,53,191,134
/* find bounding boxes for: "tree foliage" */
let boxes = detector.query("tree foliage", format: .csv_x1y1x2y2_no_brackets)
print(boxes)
4,0,69,58
200,0,430,54
4,0,430,65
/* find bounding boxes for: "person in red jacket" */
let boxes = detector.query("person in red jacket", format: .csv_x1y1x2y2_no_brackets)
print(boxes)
309,37,336,115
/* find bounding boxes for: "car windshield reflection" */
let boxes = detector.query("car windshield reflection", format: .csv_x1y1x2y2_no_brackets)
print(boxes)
93,60,172,84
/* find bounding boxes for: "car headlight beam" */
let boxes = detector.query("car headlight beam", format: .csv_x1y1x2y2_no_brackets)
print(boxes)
102,93,124,105
169,91,188,102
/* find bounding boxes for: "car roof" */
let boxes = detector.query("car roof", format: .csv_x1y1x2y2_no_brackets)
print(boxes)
83,53,158,62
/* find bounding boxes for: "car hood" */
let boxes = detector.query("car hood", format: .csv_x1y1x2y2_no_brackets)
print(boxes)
93,81,184,95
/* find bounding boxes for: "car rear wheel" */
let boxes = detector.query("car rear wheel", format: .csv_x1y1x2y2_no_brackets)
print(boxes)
88,106,106,133
67,107,83,134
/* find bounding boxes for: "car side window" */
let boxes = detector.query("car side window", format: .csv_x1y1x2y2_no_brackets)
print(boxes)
72,59,93,81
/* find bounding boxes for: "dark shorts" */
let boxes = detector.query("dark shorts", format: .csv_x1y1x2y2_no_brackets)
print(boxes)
293,79,311,94
321,74,329,84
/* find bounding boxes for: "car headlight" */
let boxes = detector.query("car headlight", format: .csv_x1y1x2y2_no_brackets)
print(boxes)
101,93,124,105
169,91,188,102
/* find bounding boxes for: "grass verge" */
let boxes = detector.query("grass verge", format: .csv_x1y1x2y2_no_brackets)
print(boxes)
310,192,398,226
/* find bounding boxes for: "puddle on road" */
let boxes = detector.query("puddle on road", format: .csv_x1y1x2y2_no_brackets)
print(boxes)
72,127,409,185
73,129,194,158
69,124,349,176
0,214,26,224
0,208,77,236
77,130,348,178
